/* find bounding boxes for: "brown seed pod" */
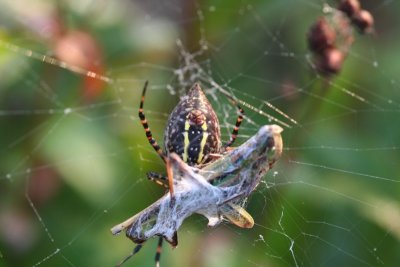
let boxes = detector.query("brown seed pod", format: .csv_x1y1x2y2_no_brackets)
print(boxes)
307,17,336,54
338,0,361,18
317,48,345,75
352,9,374,34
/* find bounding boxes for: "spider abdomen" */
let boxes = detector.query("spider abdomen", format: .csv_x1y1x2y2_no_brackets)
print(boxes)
164,83,221,165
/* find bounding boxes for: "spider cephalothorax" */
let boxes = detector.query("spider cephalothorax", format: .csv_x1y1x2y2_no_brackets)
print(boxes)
164,83,221,165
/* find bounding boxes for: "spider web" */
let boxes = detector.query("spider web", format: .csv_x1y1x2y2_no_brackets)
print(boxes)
1,0,400,267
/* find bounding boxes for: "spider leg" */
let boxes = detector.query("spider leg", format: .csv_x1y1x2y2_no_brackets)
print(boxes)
139,81,175,196
224,104,244,148
155,237,163,267
147,172,168,188
139,81,166,163
115,244,143,267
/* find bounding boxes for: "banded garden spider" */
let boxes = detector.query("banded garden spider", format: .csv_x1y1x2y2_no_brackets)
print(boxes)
118,81,244,267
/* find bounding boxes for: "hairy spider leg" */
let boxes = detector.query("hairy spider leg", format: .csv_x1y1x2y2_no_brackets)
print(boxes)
139,81,166,162
147,172,168,188
115,244,143,267
224,103,245,148
155,237,163,267
138,81,175,197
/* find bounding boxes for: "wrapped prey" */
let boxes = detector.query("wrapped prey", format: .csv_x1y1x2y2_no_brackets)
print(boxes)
111,124,283,247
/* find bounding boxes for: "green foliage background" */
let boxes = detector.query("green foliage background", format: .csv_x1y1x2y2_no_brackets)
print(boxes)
0,0,399,267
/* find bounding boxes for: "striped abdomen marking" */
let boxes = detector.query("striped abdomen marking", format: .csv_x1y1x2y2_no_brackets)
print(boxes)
164,83,221,166
182,110,210,164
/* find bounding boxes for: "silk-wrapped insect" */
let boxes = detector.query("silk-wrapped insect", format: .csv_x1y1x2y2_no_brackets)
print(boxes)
111,124,283,266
